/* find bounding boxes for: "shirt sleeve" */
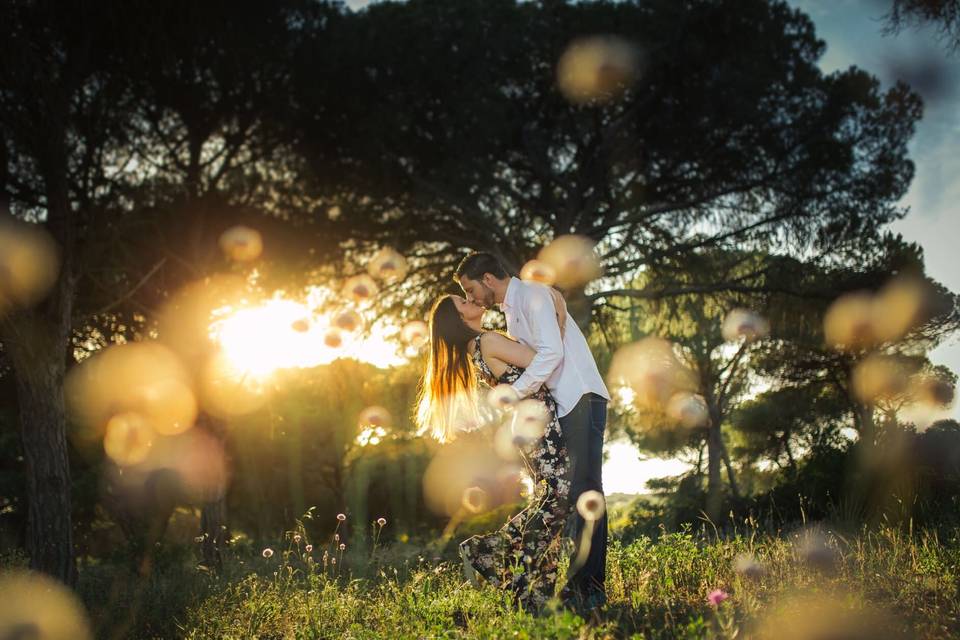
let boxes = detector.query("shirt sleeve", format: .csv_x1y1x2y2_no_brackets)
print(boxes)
510,283,564,399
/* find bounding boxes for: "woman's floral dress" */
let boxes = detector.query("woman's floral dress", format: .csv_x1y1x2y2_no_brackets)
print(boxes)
459,333,571,611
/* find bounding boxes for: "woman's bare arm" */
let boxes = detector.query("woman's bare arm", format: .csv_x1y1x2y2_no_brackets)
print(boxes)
480,332,537,371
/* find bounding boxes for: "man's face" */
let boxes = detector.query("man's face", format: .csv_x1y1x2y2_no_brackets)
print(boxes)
459,274,496,309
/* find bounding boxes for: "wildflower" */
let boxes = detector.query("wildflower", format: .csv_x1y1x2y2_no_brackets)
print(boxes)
331,557,337,565
337,513,346,521
576,490,606,522
707,589,728,607
339,543,346,551
377,517,387,527
293,534,301,543
262,548,274,559
305,544,313,552
335,533,340,542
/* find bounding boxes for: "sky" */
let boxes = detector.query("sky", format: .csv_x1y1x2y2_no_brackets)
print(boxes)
787,0,960,420
345,0,959,493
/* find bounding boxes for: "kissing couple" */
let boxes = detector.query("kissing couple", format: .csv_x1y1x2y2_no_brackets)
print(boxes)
416,252,610,613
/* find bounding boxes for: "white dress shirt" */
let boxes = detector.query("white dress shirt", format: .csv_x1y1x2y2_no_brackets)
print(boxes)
501,277,610,417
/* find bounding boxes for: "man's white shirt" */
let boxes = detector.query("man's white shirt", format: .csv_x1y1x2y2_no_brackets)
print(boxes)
500,277,610,417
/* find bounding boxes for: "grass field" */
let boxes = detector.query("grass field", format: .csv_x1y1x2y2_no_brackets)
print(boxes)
60,516,960,639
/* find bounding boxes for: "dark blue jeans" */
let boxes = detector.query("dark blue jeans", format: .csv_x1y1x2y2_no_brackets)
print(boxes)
558,392,608,599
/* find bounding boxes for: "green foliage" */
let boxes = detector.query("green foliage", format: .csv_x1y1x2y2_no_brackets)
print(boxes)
54,522,960,639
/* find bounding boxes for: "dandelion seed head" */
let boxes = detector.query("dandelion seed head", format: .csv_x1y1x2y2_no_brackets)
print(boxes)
401,321,429,349
722,308,770,343
218,225,263,262
576,490,606,522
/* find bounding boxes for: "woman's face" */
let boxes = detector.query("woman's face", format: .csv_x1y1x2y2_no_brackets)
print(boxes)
451,295,484,322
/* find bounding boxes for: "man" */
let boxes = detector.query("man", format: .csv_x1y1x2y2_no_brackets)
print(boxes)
455,251,611,612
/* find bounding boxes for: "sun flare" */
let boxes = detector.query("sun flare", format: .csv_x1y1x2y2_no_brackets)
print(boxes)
209,295,407,379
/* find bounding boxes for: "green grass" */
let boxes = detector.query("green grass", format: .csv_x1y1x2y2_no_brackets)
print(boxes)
71,522,960,639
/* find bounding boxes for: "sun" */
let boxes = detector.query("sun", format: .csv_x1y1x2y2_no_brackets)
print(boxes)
210,296,407,379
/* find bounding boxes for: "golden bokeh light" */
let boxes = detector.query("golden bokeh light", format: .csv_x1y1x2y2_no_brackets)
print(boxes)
0,215,60,315
218,225,263,262
754,593,904,640
851,354,909,404
824,291,877,351
401,320,429,349
133,377,198,436
557,35,640,104
665,391,710,428
342,274,379,302
511,399,550,443
519,259,557,286
722,308,770,343
909,375,955,407
106,426,229,504
333,309,364,333
199,351,270,418
324,327,344,348
66,341,198,446
537,235,602,289
358,405,393,430
0,570,93,640
157,274,249,367
873,275,937,343
608,337,697,411
825,277,939,351
493,419,523,461
487,383,520,409
423,432,514,516
367,246,409,282
103,411,155,466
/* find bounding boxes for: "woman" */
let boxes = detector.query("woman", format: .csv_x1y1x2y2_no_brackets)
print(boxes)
415,292,570,612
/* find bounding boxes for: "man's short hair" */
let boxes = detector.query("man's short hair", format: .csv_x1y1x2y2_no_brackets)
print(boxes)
454,252,508,283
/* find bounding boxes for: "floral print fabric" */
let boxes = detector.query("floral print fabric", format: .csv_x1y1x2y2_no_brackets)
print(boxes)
459,334,571,611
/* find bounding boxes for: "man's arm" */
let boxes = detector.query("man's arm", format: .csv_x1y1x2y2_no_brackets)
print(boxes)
510,284,564,399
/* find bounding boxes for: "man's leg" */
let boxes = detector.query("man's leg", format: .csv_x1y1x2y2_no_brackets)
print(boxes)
559,393,608,603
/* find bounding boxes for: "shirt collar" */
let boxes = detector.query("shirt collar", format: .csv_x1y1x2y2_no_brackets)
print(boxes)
500,276,521,311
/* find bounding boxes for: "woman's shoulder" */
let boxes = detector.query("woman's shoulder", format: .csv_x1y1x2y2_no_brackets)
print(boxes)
478,331,508,351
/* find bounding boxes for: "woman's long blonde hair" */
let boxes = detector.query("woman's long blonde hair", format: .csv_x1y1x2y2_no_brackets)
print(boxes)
415,295,482,442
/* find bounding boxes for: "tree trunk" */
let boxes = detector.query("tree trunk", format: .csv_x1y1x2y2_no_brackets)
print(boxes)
706,417,722,520
2,145,80,585
718,438,741,500
4,303,77,586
